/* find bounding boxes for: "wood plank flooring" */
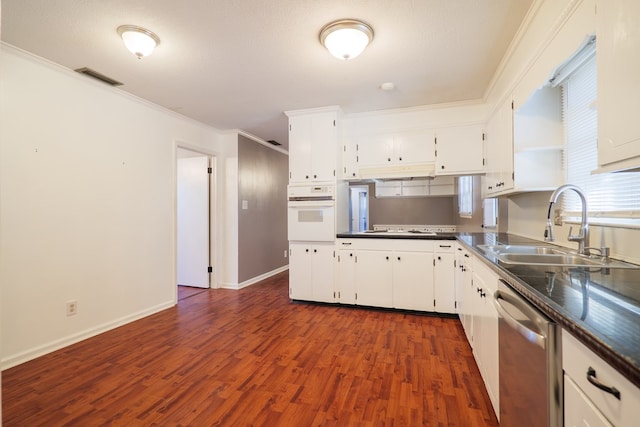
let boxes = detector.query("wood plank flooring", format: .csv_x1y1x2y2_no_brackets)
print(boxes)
2,271,498,426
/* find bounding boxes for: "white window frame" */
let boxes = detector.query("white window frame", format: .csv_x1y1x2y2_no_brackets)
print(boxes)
458,176,473,218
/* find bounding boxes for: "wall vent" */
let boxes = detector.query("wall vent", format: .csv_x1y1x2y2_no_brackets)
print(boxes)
74,67,123,86
267,140,282,146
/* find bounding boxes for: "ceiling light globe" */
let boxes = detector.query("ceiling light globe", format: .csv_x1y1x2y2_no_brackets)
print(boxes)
117,25,160,59
320,20,373,61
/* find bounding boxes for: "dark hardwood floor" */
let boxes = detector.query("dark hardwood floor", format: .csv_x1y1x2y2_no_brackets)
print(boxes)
2,271,498,426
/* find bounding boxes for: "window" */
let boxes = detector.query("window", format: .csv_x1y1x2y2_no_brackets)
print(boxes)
561,50,640,225
458,176,473,218
483,198,498,229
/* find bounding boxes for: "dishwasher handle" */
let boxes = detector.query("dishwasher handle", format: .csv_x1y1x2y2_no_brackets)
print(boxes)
494,288,547,349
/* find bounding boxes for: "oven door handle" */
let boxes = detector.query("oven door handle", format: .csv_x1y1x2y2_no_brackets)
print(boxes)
494,289,547,349
288,200,335,208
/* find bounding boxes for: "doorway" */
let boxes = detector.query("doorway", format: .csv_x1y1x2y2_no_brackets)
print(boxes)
177,147,215,289
349,185,369,232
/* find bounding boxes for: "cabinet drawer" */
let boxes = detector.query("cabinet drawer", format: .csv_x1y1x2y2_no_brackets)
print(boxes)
562,330,640,426
434,241,455,253
337,238,434,252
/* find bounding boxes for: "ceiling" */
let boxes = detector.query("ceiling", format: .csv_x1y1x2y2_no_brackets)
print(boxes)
1,0,534,150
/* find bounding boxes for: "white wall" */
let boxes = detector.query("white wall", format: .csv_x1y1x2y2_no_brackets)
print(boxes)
0,44,229,368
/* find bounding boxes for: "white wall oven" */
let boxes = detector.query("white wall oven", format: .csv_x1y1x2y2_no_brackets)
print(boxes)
288,184,335,241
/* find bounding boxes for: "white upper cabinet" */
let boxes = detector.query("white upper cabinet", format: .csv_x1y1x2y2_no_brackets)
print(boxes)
596,0,640,171
353,129,436,179
287,108,340,183
483,97,514,196
434,124,485,176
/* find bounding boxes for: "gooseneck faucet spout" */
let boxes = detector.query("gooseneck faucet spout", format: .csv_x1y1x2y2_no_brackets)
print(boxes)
545,184,589,254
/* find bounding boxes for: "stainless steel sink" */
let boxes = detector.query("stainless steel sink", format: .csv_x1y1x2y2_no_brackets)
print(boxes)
478,244,639,269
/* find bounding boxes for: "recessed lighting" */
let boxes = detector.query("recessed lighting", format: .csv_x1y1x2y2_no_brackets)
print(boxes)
380,82,395,91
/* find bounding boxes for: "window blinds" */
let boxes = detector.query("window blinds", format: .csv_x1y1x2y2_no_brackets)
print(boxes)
562,56,640,219
458,176,473,217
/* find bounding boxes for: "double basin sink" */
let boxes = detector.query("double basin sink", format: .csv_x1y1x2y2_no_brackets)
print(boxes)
479,244,638,269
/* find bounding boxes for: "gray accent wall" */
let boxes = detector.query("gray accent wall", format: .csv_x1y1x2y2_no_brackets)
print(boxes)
364,183,456,226
237,135,288,283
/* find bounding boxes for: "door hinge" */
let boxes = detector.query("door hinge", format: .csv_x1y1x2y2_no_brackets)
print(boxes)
356,144,359,151
344,145,346,152
333,250,335,258
512,171,515,180
208,266,213,273
289,171,292,179
333,120,336,126
333,169,336,177
355,293,358,301
482,132,486,141
289,124,292,131
483,158,486,166
455,301,457,309
356,155,359,162
454,260,457,267
511,101,514,109
207,167,212,174
434,137,438,144
433,299,436,307
433,259,436,266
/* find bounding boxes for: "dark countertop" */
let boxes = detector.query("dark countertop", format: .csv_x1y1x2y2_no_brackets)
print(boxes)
337,230,640,389
336,231,457,240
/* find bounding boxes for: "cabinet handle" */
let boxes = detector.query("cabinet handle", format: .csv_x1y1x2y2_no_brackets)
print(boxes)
314,249,317,253
477,287,482,293
437,256,441,261
387,157,391,162
464,254,470,258
305,175,309,179
441,165,445,169
586,367,621,400
313,174,317,178
439,245,451,248
349,253,353,257
342,242,352,246
397,256,401,261
305,249,309,253
385,256,389,260
398,157,402,161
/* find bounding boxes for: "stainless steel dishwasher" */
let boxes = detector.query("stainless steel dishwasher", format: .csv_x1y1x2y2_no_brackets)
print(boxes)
493,279,562,426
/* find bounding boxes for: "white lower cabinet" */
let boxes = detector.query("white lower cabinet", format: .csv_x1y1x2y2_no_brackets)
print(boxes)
336,239,446,312
434,243,456,313
392,250,434,311
289,242,335,303
470,257,500,418
335,250,356,304
565,375,613,427
353,250,394,307
455,245,473,340
563,329,640,427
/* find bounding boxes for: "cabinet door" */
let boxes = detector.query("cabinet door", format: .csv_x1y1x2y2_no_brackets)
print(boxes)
355,251,393,307
394,129,436,165
288,116,313,182
565,376,613,427
393,251,434,311
289,243,312,300
484,98,514,194
597,0,640,169
311,245,335,303
310,112,337,182
435,125,485,175
336,250,356,304
356,132,394,167
434,252,456,313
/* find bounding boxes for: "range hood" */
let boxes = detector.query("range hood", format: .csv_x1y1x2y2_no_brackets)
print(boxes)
358,163,435,180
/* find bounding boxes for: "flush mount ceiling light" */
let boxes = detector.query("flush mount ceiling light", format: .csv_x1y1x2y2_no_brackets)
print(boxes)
117,25,160,59
319,19,374,60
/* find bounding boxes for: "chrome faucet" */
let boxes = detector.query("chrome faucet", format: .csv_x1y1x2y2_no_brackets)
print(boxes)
544,184,589,254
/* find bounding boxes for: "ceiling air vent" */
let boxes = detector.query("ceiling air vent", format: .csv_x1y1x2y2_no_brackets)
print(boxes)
74,67,123,86
267,140,282,146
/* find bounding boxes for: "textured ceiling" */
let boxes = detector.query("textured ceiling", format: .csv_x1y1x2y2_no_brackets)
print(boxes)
1,0,534,149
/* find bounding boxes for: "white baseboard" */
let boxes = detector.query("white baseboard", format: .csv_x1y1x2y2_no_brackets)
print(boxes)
1,301,175,371
220,265,289,290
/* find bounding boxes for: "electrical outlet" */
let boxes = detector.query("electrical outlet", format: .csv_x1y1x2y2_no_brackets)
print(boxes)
284,250,288,258
66,300,78,316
